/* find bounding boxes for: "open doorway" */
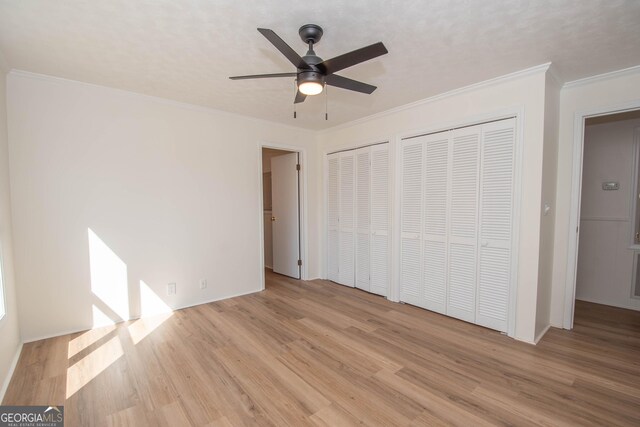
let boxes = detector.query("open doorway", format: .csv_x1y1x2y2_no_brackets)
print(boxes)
573,109,640,325
261,147,302,282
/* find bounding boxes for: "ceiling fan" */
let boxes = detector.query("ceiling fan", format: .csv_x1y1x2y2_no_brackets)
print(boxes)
229,24,388,104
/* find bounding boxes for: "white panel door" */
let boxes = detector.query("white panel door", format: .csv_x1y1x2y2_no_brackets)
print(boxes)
476,118,516,332
400,139,424,306
446,127,480,323
271,152,300,279
422,133,450,314
338,151,356,287
355,147,371,292
327,154,340,282
370,144,390,297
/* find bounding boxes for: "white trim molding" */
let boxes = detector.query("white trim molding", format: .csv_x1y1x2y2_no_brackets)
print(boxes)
0,342,22,402
534,325,552,344
563,65,640,90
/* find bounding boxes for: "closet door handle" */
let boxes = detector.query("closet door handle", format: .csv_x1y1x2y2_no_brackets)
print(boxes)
482,240,489,247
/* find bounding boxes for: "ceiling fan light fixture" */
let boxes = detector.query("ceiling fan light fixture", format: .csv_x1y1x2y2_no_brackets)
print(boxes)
299,81,324,95
297,71,325,96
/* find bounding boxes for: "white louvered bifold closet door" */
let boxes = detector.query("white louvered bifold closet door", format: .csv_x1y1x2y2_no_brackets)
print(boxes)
446,127,481,323
422,133,450,314
355,147,371,292
327,153,340,282
476,118,516,332
338,151,356,287
399,118,516,334
370,144,390,296
400,139,424,306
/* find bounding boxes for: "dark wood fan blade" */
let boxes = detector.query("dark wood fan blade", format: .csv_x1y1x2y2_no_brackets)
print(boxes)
229,72,297,80
257,28,311,70
325,74,377,94
294,90,307,104
317,42,388,75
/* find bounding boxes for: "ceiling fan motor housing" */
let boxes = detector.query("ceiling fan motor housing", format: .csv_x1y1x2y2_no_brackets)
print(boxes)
298,70,324,87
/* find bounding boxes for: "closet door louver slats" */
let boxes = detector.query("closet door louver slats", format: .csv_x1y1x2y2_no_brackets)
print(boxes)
446,129,480,323
338,151,356,287
422,134,449,314
400,141,424,306
327,154,339,282
476,119,515,332
370,145,390,296
355,148,371,292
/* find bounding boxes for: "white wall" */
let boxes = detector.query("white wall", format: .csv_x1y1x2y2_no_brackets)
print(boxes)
575,118,640,310
534,70,561,340
318,66,549,343
0,53,21,400
550,67,640,327
7,71,319,341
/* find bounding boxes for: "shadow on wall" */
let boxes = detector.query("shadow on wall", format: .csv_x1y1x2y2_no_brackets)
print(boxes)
64,228,174,399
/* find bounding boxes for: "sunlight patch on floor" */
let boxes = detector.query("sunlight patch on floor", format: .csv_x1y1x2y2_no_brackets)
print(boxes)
66,335,124,398
68,323,116,358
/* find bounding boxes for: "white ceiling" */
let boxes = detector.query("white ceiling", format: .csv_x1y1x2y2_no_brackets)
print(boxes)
1,0,639,130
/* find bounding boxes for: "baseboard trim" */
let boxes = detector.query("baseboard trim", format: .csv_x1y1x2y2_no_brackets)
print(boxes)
0,342,23,403
534,324,552,344
23,288,263,343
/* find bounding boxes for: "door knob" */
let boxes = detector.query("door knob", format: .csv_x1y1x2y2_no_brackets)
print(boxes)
271,216,276,222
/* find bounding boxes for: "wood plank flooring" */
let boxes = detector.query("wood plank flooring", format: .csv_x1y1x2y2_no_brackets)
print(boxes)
3,271,640,426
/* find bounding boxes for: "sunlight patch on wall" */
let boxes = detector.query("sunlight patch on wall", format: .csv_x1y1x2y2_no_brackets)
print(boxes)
128,280,174,344
92,305,115,328
140,280,172,317
88,228,129,323
66,335,124,398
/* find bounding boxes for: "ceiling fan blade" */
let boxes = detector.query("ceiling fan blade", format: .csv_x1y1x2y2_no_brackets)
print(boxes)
317,42,388,75
257,28,311,70
294,90,307,104
325,74,377,94
229,72,297,80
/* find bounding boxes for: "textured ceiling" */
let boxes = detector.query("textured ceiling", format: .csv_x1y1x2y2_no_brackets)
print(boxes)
1,0,639,130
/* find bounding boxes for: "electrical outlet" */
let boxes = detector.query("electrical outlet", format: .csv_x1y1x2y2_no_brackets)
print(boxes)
200,279,207,290
167,283,176,295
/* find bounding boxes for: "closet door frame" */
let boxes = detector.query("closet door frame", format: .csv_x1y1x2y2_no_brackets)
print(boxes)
396,108,524,338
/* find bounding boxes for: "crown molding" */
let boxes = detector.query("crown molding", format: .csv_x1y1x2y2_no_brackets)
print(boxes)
562,65,640,90
546,63,564,87
7,69,314,133
319,63,551,134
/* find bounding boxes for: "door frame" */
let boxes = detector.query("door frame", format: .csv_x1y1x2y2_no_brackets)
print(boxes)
564,100,640,329
258,142,308,289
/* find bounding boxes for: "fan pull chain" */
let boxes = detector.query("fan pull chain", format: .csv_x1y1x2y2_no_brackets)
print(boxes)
325,84,328,121
293,79,297,119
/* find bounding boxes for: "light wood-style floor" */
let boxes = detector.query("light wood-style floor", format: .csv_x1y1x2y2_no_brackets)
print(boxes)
4,271,640,426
